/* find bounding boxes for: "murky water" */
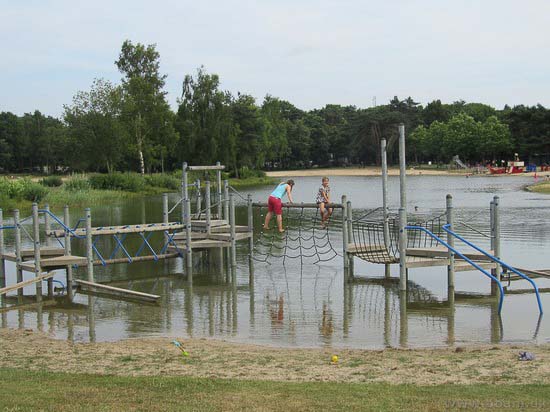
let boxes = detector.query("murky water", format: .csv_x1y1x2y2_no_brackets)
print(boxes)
1,174,549,348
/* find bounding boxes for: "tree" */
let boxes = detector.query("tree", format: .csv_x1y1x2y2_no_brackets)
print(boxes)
115,40,176,174
64,78,127,172
175,67,236,169
232,93,266,172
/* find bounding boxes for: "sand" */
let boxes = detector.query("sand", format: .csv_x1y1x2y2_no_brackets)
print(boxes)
265,167,546,178
1,328,548,385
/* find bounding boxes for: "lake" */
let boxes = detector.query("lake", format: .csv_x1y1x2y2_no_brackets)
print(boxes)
1,174,549,348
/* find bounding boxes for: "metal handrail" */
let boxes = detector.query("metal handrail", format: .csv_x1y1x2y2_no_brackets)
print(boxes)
406,224,505,314
442,224,543,315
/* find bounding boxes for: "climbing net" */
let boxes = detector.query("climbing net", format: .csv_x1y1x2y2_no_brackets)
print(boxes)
253,205,343,266
350,209,447,264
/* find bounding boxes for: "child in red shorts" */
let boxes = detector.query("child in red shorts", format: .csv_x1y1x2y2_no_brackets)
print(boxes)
263,180,294,233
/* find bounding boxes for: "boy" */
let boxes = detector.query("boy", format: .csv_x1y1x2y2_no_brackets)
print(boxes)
316,177,332,228
263,180,295,233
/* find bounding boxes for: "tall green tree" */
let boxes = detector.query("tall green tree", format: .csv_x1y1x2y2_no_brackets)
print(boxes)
115,40,176,174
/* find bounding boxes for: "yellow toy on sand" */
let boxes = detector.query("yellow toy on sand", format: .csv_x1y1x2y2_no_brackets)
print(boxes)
331,355,339,364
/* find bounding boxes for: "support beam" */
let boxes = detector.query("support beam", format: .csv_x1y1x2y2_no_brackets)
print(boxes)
32,203,43,301
85,208,94,282
64,205,74,301
446,194,455,295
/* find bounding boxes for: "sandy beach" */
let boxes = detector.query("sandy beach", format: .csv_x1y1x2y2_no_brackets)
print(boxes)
1,328,548,385
265,167,547,178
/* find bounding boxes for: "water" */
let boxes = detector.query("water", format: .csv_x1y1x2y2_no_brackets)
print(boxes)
1,174,549,348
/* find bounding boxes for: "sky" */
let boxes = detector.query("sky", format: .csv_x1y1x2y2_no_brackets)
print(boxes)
1,0,549,118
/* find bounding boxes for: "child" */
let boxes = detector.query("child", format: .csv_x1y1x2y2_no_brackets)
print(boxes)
316,177,332,228
263,180,295,233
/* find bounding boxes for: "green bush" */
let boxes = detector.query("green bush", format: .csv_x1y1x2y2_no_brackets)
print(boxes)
41,176,63,187
237,167,266,179
0,178,47,202
64,176,91,191
144,174,180,190
89,173,146,192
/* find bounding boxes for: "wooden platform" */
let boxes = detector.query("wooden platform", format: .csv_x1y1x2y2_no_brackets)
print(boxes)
19,255,87,272
1,247,66,262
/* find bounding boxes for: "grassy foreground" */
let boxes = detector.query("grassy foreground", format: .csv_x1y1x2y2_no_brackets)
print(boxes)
0,368,547,412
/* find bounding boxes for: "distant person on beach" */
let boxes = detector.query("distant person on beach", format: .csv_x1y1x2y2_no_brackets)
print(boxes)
263,180,294,233
316,177,332,228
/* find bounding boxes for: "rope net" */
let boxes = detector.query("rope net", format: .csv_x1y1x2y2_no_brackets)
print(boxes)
253,205,343,265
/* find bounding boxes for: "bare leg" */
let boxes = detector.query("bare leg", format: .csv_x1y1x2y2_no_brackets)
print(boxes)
263,211,273,230
319,203,327,226
276,214,284,232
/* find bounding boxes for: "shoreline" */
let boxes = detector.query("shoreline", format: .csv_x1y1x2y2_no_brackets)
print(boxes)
1,328,548,385
265,167,547,178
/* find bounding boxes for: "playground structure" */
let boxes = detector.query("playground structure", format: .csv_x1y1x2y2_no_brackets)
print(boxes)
0,127,547,318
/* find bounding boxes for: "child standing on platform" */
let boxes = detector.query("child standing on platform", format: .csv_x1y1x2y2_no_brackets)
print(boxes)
316,177,332,228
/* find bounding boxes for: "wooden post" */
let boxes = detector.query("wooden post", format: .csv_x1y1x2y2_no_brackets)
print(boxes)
247,193,254,265
205,180,211,235
44,204,54,297
346,200,354,278
342,195,349,279
183,163,192,274
162,193,169,244
381,137,391,279
216,161,223,219
32,203,43,302
0,209,5,286
229,194,237,269
399,290,408,347
223,180,229,221
85,208,94,282
14,210,23,296
446,194,455,301
64,205,74,302
398,207,407,292
398,124,408,293
195,179,201,217
492,196,501,296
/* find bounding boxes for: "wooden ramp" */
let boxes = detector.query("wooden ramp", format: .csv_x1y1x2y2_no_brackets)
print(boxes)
0,272,55,295
75,280,160,303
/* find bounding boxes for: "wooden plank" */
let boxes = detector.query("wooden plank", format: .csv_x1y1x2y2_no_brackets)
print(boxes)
2,247,66,262
454,262,496,272
172,232,208,241
406,247,494,261
253,202,344,209
170,239,231,250
187,165,225,171
190,219,227,228
208,232,252,241
92,253,180,266
512,267,550,280
49,222,183,237
347,244,388,254
75,280,160,302
20,255,87,272
211,225,250,233
0,272,54,295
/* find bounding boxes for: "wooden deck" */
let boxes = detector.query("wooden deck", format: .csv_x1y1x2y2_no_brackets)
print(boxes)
1,247,66,262
48,222,184,237
19,255,87,272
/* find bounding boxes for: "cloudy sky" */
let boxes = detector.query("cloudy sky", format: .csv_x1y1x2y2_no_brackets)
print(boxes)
1,0,549,117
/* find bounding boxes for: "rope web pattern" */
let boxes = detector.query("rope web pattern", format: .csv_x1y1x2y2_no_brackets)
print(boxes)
253,205,343,266
350,209,447,264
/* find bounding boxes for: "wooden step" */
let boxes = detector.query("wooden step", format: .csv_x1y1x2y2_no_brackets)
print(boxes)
1,247,66,262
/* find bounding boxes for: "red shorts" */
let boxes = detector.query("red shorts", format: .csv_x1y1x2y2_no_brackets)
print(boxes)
268,195,283,215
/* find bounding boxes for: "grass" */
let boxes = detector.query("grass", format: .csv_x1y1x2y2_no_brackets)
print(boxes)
526,180,550,194
0,173,275,210
0,368,547,411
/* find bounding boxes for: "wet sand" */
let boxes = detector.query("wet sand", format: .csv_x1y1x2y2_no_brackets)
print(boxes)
1,328,548,385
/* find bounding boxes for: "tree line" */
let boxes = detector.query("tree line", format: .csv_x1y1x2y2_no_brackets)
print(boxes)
1,40,550,175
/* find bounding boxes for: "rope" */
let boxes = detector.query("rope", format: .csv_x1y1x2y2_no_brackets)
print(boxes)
253,205,341,265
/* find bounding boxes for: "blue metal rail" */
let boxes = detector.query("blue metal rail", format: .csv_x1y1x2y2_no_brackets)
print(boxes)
442,224,543,315
405,225,505,314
